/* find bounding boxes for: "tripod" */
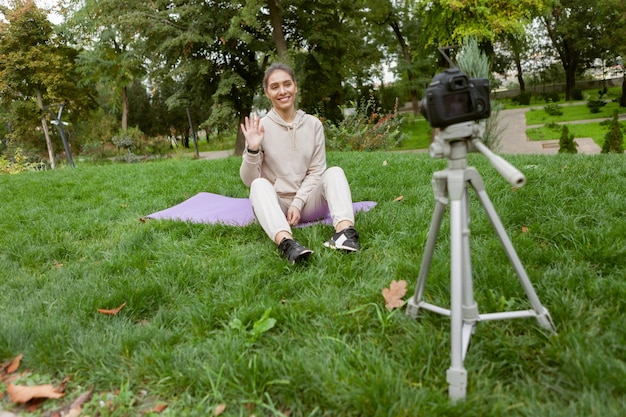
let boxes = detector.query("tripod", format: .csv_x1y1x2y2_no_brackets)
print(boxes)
405,122,556,400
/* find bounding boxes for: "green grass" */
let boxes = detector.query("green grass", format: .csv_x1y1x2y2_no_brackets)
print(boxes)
396,114,432,150
526,120,626,146
525,101,624,125
2,152,624,416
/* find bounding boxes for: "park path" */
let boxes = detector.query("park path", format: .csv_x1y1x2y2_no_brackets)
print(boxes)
498,107,602,155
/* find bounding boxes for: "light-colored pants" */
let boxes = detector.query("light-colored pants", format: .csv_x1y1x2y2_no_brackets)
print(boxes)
249,166,354,241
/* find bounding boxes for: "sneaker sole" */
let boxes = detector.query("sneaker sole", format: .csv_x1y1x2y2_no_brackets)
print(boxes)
323,241,359,252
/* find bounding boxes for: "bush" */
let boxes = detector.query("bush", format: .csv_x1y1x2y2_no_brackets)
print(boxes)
0,146,46,174
558,125,577,154
572,87,584,101
587,99,607,114
323,94,404,151
512,91,532,106
541,92,560,103
601,110,624,153
544,102,563,116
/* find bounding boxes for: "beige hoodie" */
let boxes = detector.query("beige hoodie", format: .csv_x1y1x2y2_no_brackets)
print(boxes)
239,109,327,211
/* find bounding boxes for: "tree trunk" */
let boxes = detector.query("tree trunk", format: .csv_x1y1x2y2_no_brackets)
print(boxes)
620,73,626,107
235,113,247,156
36,88,56,169
389,19,418,116
515,55,525,92
267,0,287,61
564,68,576,101
121,85,129,131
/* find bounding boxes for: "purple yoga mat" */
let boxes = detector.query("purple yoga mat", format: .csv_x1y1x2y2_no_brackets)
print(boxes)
146,192,376,227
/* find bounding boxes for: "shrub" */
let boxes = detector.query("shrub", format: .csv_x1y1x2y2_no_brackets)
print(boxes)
323,94,404,151
0,146,46,174
587,99,607,114
601,110,624,153
558,125,577,154
544,102,563,116
512,91,532,106
541,92,560,103
572,87,584,101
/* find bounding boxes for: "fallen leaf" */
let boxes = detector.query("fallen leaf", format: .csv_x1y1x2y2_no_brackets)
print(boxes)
97,302,126,315
214,403,226,415
144,403,168,414
65,407,82,417
382,280,408,310
6,354,23,374
6,383,64,403
521,226,529,233
393,195,404,202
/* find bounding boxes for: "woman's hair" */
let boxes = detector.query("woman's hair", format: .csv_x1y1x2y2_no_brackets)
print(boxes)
263,63,296,90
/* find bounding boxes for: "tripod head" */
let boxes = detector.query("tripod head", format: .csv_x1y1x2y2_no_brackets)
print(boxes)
429,121,526,188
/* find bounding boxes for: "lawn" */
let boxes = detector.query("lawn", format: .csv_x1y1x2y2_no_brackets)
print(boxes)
1,152,625,416
525,101,624,125
526,120,626,145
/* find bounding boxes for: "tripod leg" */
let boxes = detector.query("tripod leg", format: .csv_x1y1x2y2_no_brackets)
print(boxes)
468,169,556,332
447,171,469,400
407,173,448,318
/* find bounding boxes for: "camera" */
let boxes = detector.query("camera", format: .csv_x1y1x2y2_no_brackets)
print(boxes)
420,67,491,128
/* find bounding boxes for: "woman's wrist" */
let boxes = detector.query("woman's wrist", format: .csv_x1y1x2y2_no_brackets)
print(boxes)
247,147,260,154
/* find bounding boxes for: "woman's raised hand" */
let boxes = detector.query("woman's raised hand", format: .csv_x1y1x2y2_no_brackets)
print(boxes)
241,114,264,151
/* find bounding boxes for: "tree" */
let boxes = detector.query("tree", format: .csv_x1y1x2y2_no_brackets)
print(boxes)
601,110,624,153
65,0,146,132
0,0,95,168
418,0,547,47
542,0,604,100
596,0,626,107
367,0,427,116
558,125,577,153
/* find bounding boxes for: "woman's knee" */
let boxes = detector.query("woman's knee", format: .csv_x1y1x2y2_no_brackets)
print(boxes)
250,177,273,194
324,166,346,180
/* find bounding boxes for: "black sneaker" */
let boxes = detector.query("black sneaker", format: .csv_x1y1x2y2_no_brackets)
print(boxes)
324,226,360,252
278,238,313,264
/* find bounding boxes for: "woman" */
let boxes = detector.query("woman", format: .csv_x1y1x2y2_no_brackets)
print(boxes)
240,63,360,264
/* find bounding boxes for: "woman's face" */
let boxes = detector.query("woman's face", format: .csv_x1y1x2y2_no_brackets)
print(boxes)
264,69,297,113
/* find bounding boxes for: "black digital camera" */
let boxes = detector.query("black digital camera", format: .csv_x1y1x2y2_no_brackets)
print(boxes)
420,67,491,128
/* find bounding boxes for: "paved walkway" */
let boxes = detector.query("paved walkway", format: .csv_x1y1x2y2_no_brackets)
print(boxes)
499,107,602,155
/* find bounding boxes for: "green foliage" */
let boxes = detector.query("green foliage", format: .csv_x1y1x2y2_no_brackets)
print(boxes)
558,125,577,154
111,127,145,162
572,87,584,100
512,91,532,106
229,308,277,344
601,110,625,153
457,37,503,150
0,147,46,174
323,94,404,151
544,102,564,116
587,99,607,114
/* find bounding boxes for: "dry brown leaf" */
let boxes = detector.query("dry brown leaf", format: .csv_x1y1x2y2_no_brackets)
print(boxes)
97,302,126,315
6,354,23,374
214,403,226,415
393,195,404,202
6,383,64,403
149,403,168,413
521,226,529,233
382,280,408,310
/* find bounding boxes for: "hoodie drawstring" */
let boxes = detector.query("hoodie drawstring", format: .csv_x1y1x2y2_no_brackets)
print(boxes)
287,126,295,150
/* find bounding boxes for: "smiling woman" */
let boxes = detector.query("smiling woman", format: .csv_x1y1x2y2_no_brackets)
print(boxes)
238,62,362,263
